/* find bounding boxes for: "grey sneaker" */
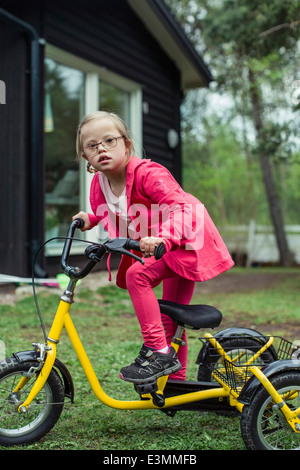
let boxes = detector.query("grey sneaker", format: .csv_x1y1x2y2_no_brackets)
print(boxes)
119,345,181,384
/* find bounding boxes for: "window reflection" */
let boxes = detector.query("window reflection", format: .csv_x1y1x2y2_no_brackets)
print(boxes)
99,81,130,127
44,59,84,246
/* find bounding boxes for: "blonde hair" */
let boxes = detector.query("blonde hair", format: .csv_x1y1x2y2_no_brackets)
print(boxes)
76,111,134,173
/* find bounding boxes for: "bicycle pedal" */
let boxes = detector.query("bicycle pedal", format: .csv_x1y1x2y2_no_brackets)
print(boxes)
134,380,158,396
151,391,165,408
134,381,166,408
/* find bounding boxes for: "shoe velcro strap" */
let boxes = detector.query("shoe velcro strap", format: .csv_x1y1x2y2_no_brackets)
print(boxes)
135,356,150,367
140,347,154,358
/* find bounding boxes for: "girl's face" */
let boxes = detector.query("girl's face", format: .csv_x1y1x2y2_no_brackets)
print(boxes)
81,117,131,175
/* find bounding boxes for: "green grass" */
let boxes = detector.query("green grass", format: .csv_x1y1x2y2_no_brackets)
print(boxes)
0,267,299,451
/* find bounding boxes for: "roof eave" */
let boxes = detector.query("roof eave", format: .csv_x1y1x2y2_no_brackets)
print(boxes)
127,0,213,89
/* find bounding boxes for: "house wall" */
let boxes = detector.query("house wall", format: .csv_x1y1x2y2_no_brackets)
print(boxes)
0,21,32,277
0,0,182,276
44,0,182,174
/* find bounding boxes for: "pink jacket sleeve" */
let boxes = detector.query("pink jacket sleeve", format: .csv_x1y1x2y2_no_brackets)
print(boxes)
88,212,100,228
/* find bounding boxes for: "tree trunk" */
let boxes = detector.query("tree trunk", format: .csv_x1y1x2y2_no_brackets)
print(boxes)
248,68,292,266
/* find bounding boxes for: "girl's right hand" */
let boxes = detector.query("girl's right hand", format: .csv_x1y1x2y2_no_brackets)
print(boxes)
72,211,91,231
140,236,166,258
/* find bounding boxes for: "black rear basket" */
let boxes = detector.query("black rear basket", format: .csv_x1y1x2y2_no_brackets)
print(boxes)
200,336,298,393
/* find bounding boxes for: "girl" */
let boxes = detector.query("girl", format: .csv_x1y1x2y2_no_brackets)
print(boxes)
73,111,234,385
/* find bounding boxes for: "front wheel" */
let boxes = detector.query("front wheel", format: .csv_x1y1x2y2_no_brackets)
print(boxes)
0,357,64,446
241,371,300,450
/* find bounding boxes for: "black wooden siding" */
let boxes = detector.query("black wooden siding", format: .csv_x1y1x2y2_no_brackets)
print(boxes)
0,22,32,277
0,0,183,276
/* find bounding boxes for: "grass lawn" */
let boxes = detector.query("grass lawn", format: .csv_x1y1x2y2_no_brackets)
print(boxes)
0,267,299,451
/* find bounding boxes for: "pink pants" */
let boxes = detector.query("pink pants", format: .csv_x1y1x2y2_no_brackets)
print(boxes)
125,257,195,380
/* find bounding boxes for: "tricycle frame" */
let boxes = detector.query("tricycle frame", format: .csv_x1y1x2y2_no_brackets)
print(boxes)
16,278,232,413
16,276,300,437
4,218,300,449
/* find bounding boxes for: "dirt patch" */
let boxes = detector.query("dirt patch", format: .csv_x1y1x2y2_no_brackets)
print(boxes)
1,268,299,338
194,270,299,295
0,270,113,306
0,268,299,303
194,269,300,339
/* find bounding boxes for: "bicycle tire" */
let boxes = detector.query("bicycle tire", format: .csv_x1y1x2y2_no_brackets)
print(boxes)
0,356,64,446
240,370,300,450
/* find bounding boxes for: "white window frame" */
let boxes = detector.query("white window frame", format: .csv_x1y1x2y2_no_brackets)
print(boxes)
45,44,143,252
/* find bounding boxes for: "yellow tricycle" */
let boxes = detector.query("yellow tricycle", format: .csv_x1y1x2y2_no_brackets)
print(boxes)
0,219,300,450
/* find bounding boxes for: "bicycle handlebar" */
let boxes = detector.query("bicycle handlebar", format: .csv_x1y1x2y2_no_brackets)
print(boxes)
60,218,99,279
61,219,166,280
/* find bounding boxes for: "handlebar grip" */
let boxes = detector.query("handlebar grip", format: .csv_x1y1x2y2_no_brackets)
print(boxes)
74,218,85,229
154,243,166,260
126,239,166,260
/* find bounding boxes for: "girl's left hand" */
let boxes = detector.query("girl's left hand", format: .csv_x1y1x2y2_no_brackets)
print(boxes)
140,237,165,258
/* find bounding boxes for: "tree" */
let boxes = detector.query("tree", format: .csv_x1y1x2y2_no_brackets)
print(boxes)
167,0,300,265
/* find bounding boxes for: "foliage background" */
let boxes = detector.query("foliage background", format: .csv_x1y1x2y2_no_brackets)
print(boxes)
166,0,300,230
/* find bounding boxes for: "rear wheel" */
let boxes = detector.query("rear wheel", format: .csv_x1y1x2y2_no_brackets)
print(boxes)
241,371,300,450
0,357,64,446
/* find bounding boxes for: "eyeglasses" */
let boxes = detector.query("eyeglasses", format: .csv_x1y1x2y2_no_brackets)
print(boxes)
83,136,124,157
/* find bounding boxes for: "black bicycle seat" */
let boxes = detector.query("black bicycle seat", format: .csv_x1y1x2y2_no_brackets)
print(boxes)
158,300,222,330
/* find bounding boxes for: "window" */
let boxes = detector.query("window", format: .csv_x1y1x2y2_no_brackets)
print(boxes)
99,81,130,126
44,59,84,250
44,45,142,255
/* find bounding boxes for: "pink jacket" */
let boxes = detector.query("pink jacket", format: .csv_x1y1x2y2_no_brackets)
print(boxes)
88,156,234,288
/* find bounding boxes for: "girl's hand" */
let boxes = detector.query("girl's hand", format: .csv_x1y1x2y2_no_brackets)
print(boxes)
140,237,165,258
72,211,91,231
